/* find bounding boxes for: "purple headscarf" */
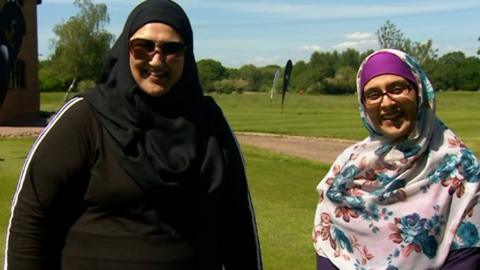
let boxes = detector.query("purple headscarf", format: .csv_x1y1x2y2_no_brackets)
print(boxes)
359,51,417,92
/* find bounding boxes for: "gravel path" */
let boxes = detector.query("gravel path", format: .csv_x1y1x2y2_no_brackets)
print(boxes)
236,132,356,164
0,127,44,138
0,127,357,164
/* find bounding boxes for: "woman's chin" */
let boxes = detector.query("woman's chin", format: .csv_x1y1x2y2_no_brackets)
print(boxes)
380,123,412,140
139,82,171,97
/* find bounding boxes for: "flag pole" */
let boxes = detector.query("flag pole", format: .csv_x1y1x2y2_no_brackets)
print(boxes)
270,68,280,107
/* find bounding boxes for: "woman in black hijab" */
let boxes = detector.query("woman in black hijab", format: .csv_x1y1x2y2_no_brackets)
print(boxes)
4,1,263,269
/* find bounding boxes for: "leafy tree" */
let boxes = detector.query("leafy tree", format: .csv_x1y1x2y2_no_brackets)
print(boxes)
49,0,113,88
478,37,480,55
431,52,480,91
339,48,361,70
309,51,338,79
234,64,263,91
375,21,437,66
313,67,357,95
225,64,280,92
375,20,404,50
402,39,437,68
457,56,480,91
197,59,228,92
334,66,356,84
212,79,248,94
318,77,355,95
291,60,310,91
38,60,66,92
430,51,466,90
198,61,280,94
259,64,281,92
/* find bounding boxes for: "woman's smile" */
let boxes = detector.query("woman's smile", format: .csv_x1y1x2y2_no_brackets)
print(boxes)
143,69,168,81
381,111,405,126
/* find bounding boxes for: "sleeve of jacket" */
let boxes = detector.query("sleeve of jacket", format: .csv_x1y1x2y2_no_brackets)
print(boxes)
207,100,262,270
220,136,263,270
4,98,98,270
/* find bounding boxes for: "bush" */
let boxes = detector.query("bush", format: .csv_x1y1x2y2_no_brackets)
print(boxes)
305,82,322,95
76,79,96,92
213,79,247,94
319,78,356,95
39,67,66,92
202,81,215,93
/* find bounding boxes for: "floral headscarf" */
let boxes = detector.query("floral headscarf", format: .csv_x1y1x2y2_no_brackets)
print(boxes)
313,49,480,269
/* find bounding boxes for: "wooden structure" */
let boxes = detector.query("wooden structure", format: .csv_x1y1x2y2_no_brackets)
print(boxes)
0,0,42,126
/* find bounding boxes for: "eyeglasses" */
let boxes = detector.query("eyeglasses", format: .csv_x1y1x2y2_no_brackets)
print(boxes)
129,38,187,60
363,82,413,105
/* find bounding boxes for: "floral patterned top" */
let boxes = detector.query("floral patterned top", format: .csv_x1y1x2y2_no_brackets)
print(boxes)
313,49,480,270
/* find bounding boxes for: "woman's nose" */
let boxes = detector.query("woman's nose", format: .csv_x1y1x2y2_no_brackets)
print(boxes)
148,52,165,66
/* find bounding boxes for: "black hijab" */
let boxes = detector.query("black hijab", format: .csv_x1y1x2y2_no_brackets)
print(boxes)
83,0,213,191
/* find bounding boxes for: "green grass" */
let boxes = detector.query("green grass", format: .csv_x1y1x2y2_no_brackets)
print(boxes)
213,92,366,140
243,145,329,269
0,138,35,265
435,91,480,154
40,92,68,112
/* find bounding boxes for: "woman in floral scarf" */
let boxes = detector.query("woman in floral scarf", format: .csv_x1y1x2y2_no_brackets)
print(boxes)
313,49,480,270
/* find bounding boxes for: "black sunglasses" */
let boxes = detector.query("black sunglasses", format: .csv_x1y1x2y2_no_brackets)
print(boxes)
129,38,187,59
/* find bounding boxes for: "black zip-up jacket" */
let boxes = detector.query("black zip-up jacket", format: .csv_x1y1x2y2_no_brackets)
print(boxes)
4,98,262,270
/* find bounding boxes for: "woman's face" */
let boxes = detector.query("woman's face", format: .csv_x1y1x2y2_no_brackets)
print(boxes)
363,74,418,140
129,22,186,97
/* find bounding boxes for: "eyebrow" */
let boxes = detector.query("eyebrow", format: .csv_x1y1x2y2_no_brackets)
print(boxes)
129,36,183,43
364,79,409,92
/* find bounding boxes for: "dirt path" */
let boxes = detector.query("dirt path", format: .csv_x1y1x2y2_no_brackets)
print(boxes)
236,132,356,164
0,127,357,164
0,127,44,138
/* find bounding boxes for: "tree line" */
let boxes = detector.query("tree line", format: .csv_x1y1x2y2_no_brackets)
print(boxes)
39,1,480,94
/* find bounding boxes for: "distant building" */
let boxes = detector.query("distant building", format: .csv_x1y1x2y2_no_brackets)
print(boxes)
0,0,42,126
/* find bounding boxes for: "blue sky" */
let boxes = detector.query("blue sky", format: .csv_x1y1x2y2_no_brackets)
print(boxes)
37,0,480,68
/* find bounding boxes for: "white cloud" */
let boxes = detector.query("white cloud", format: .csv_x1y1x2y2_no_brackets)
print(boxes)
334,39,377,51
346,32,374,40
297,45,321,52
247,56,280,67
332,31,377,51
